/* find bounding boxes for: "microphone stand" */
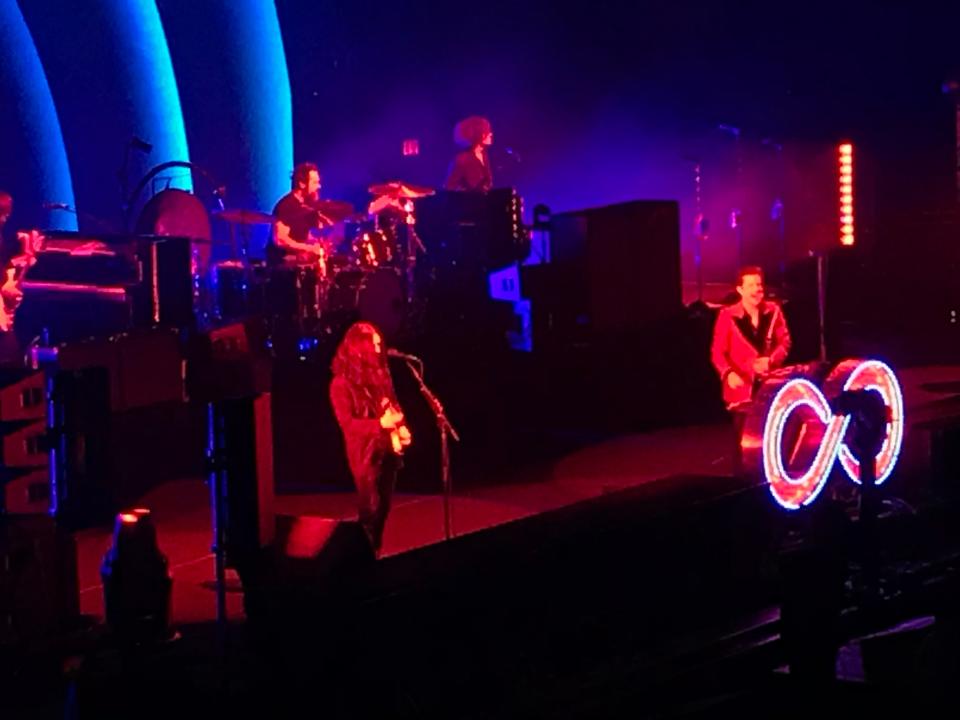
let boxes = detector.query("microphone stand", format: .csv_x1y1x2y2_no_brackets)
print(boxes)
403,357,460,540
691,160,707,304
404,205,427,305
718,124,745,268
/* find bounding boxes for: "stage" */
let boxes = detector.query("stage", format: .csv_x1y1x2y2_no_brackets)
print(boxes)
75,421,741,624
0,363,956,718
72,363,960,626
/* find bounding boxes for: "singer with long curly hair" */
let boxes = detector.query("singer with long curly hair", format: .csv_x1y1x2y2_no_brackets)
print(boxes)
329,322,411,555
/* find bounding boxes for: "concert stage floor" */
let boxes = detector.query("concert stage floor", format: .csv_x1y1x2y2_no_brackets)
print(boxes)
75,421,740,624
22,363,960,719
73,362,960,626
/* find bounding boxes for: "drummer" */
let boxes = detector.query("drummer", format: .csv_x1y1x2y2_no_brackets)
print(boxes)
267,162,333,266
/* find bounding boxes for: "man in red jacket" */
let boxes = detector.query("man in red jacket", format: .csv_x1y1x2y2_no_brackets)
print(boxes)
711,266,792,471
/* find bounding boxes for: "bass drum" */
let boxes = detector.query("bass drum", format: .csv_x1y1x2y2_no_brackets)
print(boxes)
327,268,405,341
267,264,323,321
134,188,212,276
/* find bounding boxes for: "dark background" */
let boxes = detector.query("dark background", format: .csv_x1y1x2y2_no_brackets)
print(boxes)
2,2,958,283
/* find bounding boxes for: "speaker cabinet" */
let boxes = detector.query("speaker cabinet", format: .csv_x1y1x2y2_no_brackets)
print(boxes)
522,200,681,349
279,516,375,579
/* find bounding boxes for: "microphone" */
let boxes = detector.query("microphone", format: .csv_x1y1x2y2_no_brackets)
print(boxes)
130,136,153,153
387,348,422,363
42,202,70,210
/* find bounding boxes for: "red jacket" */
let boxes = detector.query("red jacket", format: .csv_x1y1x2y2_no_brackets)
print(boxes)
711,301,792,408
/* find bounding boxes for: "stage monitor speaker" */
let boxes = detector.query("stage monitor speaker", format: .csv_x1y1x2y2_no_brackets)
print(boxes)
279,516,375,579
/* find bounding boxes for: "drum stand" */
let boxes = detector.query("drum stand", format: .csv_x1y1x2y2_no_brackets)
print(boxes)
405,223,427,299
403,357,459,540
223,219,257,315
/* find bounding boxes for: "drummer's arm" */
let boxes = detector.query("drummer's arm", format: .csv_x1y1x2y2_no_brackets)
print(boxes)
273,220,320,255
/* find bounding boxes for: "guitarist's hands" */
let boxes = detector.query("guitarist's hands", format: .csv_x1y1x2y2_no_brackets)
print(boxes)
380,401,412,455
726,371,745,390
0,229,44,332
0,281,22,307
379,404,405,430
16,229,45,257
0,269,21,332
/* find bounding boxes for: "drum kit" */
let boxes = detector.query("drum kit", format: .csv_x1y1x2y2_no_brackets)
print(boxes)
207,181,435,343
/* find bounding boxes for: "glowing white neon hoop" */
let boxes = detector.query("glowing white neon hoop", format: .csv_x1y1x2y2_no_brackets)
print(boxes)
758,359,904,510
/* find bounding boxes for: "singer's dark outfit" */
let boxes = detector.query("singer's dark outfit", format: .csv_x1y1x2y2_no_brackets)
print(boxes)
329,376,400,554
444,150,493,192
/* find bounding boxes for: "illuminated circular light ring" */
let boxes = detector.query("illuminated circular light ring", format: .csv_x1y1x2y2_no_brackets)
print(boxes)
762,379,850,510
761,359,904,510
829,360,904,486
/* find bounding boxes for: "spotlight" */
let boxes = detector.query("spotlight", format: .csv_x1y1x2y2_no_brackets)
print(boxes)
100,508,172,645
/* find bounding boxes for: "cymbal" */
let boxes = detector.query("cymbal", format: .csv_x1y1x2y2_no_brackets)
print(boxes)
368,181,436,199
214,208,274,225
311,198,355,222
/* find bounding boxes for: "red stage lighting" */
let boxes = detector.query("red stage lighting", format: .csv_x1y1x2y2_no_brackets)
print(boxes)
838,142,855,246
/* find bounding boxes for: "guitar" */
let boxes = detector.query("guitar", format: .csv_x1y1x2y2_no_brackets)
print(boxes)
0,230,43,332
381,397,412,455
